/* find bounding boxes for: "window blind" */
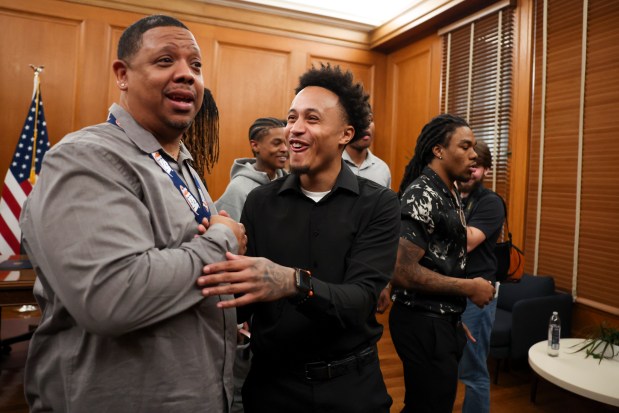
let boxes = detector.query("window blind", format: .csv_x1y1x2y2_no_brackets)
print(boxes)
441,6,515,204
525,0,619,313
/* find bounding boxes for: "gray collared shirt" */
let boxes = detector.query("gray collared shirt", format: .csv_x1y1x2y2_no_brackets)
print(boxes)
20,104,238,412
343,148,392,188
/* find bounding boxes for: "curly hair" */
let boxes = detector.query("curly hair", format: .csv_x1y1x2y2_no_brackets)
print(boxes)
295,63,371,143
398,114,469,197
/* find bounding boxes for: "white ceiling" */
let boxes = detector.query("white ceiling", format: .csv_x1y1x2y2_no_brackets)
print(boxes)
204,0,423,28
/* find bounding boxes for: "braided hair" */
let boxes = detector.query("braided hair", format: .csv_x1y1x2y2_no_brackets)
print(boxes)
398,114,469,197
183,88,220,177
248,117,286,155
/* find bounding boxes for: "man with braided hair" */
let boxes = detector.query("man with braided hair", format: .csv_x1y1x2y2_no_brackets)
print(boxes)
216,117,288,221
388,114,495,413
197,64,400,413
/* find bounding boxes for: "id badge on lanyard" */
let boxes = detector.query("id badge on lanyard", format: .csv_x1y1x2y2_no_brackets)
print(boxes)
107,113,211,224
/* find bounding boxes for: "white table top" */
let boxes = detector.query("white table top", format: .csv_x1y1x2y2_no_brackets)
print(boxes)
529,338,619,407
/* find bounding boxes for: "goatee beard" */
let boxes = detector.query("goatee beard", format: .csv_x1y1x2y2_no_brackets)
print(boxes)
290,165,310,175
166,119,193,130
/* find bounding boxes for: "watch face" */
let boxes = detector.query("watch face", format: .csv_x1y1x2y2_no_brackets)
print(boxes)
295,268,312,293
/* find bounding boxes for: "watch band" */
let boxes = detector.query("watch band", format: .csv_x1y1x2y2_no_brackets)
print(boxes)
291,268,313,305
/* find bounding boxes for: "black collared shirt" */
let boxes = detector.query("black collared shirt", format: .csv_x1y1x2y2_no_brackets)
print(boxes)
240,161,400,363
394,166,467,315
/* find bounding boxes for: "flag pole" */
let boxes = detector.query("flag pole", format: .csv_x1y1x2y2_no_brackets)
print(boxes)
28,64,44,185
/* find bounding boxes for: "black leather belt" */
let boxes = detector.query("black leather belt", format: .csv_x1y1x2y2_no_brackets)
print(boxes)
303,346,377,381
407,306,462,325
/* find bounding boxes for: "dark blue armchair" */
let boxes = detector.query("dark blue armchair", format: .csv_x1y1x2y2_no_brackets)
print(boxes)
489,273,573,384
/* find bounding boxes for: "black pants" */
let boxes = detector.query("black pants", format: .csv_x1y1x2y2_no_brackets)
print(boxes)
389,302,467,413
242,354,392,413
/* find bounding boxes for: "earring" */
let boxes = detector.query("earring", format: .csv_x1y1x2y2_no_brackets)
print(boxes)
120,83,126,88
439,156,443,160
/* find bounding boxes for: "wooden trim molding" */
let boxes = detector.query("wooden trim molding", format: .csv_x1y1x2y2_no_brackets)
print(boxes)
65,0,371,48
576,297,619,317
371,0,468,47
64,0,505,52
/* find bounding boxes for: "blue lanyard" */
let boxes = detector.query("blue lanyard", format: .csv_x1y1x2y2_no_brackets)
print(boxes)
107,113,211,224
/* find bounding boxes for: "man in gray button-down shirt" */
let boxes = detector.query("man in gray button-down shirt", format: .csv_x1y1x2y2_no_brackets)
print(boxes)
19,15,245,412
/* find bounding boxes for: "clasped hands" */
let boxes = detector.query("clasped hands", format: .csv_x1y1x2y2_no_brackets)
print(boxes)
197,212,247,255
195,211,295,308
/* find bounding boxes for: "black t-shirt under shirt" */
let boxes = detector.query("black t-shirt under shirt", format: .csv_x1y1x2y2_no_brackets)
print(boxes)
462,184,505,281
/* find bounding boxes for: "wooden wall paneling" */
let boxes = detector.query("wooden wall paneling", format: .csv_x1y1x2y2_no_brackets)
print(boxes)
0,9,82,182
207,41,291,199
76,19,115,129
572,302,619,337
524,0,544,275
105,26,126,116
69,0,371,49
508,0,534,249
385,34,442,192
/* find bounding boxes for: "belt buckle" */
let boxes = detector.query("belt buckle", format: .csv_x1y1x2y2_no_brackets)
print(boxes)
305,361,332,380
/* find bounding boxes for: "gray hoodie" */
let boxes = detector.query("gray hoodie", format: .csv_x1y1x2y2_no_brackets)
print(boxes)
215,158,287,221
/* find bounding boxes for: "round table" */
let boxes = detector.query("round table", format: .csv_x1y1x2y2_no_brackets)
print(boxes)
528,338,619,407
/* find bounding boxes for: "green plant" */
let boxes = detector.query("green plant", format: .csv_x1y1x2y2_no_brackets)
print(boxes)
570,322,619,364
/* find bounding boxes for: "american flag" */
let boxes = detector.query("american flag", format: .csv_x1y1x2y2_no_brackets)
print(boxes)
0,74,51,259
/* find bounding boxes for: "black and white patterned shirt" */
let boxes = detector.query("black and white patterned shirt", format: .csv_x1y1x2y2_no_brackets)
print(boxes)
394,166,467,315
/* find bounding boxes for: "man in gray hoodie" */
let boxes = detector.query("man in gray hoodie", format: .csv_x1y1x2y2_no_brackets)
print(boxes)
216,117,288,220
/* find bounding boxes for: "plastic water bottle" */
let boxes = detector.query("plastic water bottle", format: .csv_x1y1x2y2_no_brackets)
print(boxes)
547,311,561,356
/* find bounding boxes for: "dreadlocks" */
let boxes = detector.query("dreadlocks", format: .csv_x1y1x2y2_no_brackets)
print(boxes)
398,114,469,197
183,88,219,177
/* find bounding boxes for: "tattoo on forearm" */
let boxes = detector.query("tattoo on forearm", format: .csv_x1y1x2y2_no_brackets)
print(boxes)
395,239,463,295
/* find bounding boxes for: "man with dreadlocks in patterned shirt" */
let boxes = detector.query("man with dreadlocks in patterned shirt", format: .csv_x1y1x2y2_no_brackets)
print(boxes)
388,114,495,413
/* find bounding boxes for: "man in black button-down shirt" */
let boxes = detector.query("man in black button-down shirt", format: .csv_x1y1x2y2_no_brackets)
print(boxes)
198,65,400,413
389,114,495,413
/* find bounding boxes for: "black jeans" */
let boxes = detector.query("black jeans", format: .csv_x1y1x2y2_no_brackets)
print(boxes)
389,302,467,413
